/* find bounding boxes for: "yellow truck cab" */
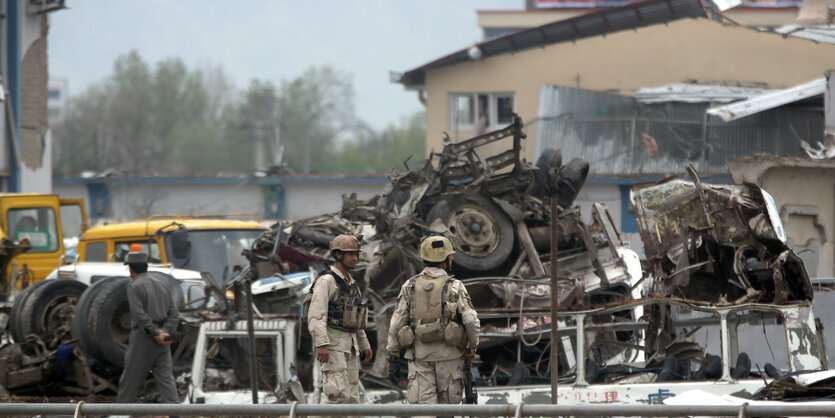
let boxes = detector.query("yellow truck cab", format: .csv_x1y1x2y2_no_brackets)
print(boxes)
76,215,267,286
0,194,86,297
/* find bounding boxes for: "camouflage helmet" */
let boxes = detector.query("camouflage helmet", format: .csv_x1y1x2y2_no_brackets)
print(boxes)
329,234,361,253
419,235,455,262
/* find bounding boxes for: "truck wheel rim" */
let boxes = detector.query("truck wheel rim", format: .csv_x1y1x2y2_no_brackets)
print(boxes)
447,204,500,257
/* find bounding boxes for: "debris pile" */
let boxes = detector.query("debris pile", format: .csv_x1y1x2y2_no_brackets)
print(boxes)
245,116,644,386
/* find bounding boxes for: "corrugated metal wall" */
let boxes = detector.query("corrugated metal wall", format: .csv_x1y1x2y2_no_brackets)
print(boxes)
536,85,822,177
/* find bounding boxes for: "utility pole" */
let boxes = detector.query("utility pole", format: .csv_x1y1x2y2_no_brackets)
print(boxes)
254,122,268,172
549,198,559,404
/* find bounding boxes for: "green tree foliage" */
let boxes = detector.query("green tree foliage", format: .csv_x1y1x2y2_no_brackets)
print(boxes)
276,66,357,174
55,50,236,175
54,51,427,176
329,112,426,174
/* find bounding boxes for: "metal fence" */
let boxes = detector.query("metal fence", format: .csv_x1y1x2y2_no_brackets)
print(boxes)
3,402,835,417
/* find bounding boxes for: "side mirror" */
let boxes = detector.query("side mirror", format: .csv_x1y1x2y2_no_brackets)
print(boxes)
170,229,191,259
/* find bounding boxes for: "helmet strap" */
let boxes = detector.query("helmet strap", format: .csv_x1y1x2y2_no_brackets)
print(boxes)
333,251,356,277
440,255,453,273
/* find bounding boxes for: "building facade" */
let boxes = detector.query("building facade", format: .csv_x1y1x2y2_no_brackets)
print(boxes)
1,0,65,193
397,0,835,164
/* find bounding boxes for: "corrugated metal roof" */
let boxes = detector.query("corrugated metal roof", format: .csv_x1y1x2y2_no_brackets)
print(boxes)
635,83,776,104
397,0,707,87
706,77,825,122
771,24,835,44
535,85,820,178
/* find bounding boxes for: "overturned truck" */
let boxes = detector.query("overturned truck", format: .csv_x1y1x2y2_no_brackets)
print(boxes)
0,118,829,405
232,120,829,405
240,116,641,392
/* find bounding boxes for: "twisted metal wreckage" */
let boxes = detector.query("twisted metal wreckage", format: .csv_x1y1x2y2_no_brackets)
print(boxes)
1,117,832,406
231,116,831,405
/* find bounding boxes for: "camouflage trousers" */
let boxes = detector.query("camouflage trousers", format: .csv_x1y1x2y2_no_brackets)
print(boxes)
321,349,360,413
407,357,465,407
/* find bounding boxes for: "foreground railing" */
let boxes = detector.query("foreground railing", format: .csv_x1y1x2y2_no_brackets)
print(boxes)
1,402,835,417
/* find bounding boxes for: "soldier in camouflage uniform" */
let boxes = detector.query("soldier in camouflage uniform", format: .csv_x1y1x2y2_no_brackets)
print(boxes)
386,236,480,411
307,234,373,411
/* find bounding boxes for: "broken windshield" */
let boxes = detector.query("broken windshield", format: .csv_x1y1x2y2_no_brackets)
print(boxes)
166,229,263,286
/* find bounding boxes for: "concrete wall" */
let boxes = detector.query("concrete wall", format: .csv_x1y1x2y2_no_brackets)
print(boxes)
1,3,54,193
53,177,389,224
19,11,51,193
280,181,387,218
107,181,265,221
423,18,835,163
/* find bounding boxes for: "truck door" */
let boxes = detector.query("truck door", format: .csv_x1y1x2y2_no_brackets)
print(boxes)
59,199,87,236
1,195,65,287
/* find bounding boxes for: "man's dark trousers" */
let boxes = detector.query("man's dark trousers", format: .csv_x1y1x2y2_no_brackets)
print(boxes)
116,327,179,403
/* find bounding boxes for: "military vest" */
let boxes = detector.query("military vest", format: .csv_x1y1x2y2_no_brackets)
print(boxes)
304,269,368,332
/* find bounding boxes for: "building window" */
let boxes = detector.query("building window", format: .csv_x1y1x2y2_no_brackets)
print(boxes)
450,93,515,134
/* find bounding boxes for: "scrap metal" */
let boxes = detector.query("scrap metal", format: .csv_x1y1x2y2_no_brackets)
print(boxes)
243,115,645,389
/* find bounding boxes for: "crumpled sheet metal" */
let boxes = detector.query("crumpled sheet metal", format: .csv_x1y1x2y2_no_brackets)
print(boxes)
631,174,813,306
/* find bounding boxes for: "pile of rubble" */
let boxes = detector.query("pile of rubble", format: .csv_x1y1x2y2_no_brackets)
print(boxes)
243,116,646,387
0,116,826,404
242,116,821,393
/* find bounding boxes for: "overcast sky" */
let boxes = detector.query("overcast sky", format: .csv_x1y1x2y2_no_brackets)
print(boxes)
48,1,523,130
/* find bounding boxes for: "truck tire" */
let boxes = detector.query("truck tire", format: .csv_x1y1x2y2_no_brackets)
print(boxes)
532,147,562,198
555,158,590,208
9,280,50,343
85,277,131,367
425,194,515,272
536,147,562,171
16,280,88,342
73,277,124,361
147,271,185,309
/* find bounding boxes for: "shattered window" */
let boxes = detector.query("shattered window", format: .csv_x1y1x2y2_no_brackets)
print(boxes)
665,307,724,381
584,309,646,384
201,336,279,393
166,229,263,285
730,310,789,373
672,307,791,379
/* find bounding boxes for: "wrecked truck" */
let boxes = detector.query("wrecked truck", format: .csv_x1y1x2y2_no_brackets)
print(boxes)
230,116,828,405
211,163,832,406
2,116,830,406
239,115,645,393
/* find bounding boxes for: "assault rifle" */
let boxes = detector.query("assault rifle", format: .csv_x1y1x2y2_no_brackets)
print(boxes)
463,358,478,404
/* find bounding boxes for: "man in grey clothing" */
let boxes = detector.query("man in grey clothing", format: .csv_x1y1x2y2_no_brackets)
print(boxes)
116,248,180,403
